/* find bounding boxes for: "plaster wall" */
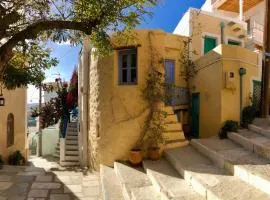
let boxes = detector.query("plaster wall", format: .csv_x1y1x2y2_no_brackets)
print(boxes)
0,88,27,160
87,30,187,167
192,50,223,138
41,126,59,156
189,10,246,59
192,45,259,138
220,45,259,122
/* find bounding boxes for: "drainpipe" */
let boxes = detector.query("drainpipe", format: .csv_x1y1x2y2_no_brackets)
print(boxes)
239,67,247,124
81,40,90,168
220,22,225,44
239,0,244,21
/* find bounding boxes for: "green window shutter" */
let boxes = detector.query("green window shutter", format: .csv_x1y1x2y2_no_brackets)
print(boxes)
204,37,217,54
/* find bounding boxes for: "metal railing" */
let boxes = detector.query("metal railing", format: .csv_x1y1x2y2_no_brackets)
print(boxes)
248,20,264,45
165,86,189,106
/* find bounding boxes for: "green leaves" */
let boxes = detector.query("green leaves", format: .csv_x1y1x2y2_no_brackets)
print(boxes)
2,42,58,89
0,0,158,90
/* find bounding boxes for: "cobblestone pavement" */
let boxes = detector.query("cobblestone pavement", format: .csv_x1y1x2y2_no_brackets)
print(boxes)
0,156,101,200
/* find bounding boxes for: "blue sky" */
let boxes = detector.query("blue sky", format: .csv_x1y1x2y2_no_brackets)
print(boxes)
28,0,205,103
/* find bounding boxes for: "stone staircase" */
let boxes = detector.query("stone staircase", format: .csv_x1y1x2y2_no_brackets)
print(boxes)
101,118,270,199
60,122,80,167
162,106,189,149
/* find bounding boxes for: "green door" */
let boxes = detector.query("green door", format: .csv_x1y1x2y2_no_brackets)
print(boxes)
192,93,200,138
204,36,217,54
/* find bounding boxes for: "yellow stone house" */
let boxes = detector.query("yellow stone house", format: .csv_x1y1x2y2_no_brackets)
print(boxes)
75,0,264,168
0,88,27,161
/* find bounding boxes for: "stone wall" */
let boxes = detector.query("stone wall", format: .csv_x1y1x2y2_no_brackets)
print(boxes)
0,88,26,160
86,30,187,167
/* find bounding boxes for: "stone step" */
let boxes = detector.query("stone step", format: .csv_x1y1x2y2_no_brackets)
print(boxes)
66,135,78,140
67,128,78,132
164,140,189,149
66,140,78,145
68,123,77,128
67,132,78,136
164,123,182,132
163,131,185,141
228,130,270,160
248,124,270,138
60,161,80,167
162,106,174,115
66,145,78,150
100,165,124,200
165,146,270,200
191,138,270,195
114,162,159,200
130,186,162,200
143,159,203,200
253,118,270,126
65,155,79,161
66,150,79,156
164,114,178,124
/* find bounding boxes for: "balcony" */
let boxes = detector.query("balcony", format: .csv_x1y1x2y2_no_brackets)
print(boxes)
165,86,189,107
248,20,264,46
212,0,264,12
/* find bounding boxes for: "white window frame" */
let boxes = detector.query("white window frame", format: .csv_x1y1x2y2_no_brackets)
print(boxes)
201,32,221,56
226,36,244,47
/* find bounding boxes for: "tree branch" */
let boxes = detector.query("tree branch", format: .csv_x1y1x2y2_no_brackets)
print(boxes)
0,19,99,72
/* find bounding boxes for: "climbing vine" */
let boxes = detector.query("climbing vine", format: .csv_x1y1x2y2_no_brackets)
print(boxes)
136,31,167,150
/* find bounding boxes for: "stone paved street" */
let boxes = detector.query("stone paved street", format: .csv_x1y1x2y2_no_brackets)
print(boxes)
0,156,101,200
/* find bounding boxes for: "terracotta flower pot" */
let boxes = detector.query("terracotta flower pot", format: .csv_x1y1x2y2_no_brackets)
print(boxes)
129,149,143,166
148,147,161,161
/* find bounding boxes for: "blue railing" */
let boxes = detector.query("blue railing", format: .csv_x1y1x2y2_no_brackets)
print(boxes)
166,86,189,106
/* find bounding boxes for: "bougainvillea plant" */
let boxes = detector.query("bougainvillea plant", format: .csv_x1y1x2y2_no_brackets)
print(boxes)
66,68,78,109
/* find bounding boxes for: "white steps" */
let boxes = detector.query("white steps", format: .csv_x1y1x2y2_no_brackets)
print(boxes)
114,162,157,200
100,165,124,200
66,135,78,140
68,132,78,136
248,124,270,138
165,146,270,199
60,161,79,167
191,138,270,195
101,121,270,199
162,106,188,149
66,140,78,145
65,150,79,156
143,159,203,200
228,130,270,160
65,155,79,161
131,186,161,200
59,122,80,167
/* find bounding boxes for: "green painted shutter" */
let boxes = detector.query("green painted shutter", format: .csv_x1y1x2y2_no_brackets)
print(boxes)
204,37,217,54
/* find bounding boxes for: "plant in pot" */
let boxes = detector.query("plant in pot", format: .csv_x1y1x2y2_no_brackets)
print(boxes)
8,151,26,166
129,139,143,166
219,120,238,139
144,109,166,160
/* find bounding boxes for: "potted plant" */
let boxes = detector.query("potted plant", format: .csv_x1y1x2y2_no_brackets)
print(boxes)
145,110,166,160
219,120,238,139
8,151,25,166
129,140,143,166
